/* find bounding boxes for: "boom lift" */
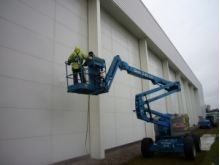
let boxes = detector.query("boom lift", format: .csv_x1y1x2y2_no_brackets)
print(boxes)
65,55,200,159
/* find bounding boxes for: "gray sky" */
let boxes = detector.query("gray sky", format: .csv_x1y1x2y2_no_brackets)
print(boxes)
142,0,219,109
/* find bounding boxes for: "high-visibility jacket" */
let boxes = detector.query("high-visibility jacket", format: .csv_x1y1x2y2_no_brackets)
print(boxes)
68,51,88,70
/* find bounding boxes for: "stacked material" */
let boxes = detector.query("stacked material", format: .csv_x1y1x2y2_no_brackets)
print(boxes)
200,134,216,151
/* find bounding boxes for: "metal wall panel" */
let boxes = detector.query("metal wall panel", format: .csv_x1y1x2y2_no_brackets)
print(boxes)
100,9,145,149
190,87,199,124
169,69,179,114
0,0,88,164
183,82,195,125
179,79,188,114
193,89,201,122
148,50,167,113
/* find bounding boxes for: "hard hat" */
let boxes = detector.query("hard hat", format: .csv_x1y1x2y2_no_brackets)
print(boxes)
74,46,80,54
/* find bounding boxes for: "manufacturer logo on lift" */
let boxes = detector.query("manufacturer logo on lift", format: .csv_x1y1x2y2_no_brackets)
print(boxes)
172,122,186,128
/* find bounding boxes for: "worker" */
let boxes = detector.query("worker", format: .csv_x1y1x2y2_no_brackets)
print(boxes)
88,52,105,81
84,51,95,66
67,46,88,84
88,51,95,58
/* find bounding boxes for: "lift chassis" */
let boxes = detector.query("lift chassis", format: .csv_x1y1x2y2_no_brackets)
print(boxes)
65,55,201,160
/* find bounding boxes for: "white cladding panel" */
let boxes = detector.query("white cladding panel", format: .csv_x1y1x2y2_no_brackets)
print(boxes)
169,69,179,114
179,79,188,114
101,9,145,149
183,82,194,126
190,87,198,124
188,87,196,125
192,89,200,123
0,0,88,164
148,50,166,113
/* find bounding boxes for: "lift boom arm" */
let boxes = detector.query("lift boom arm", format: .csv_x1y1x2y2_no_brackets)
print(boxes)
103,55,181,127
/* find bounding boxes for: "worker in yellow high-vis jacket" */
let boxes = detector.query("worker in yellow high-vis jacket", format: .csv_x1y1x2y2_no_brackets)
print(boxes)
67,46,88,84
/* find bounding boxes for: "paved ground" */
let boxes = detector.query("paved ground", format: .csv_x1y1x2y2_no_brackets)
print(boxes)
53,141,141,165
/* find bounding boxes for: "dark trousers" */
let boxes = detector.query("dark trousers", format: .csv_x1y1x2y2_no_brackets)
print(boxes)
73,68,85,84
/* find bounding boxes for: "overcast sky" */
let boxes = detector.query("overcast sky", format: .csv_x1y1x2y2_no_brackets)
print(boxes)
142,0,219,109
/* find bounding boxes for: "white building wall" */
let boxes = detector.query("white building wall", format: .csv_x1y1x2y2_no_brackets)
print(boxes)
190,86,199,124
0,0,89,164
194,89,203,118
188,86,196,125
148,50,167,113
185,83,195,125
182,81,191,124
191,86,198,125
100,9,145,149
169,69,179,114
179,78,188,114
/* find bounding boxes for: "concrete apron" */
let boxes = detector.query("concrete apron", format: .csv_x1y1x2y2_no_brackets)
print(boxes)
200,134,217,151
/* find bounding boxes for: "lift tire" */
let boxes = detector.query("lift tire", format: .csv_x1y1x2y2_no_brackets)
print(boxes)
141,138,153,158
184,136,196,160
192,134,201,152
